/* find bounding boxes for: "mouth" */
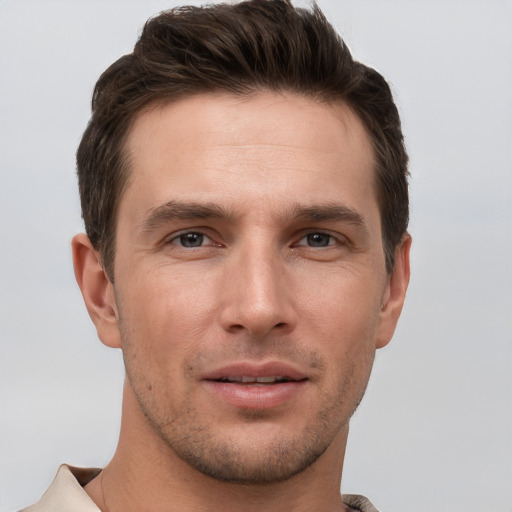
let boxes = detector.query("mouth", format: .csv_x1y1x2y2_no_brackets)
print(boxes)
212,375,302,385
202,362,309,409
202,361,308,384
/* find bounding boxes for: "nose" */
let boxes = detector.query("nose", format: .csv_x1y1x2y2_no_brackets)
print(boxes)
219,246,296,338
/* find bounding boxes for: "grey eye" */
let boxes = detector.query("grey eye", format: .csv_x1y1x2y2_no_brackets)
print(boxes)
306,233,332,247
178,232,204,247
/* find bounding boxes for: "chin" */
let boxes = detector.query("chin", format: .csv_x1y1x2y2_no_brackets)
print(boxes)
171,434,330,485
155,412,343,485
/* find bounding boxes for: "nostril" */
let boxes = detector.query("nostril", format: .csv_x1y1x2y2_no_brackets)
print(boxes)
275,322,286,329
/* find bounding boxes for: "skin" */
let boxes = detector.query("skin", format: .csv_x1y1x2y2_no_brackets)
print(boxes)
73,91,411,512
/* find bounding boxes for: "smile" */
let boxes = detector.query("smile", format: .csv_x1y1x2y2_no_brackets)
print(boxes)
202,362,309,409
216,376,294,384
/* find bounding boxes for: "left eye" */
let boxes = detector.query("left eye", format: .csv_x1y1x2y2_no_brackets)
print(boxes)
297,233,336,248
170,232,210,248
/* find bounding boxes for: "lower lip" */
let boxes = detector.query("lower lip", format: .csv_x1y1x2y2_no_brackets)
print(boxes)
203,380,307,409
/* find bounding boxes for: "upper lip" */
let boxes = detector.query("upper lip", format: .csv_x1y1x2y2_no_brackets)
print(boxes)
201,361,308,382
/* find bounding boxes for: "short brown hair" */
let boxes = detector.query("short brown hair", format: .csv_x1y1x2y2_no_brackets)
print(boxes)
77,0,408,280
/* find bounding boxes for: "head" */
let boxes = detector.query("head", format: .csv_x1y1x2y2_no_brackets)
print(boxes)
77,0,408,282
73,0,411,488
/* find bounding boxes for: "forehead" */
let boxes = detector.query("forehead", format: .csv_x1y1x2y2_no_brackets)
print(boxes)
121,92,377,223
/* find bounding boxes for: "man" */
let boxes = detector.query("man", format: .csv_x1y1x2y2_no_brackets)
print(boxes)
22,1,410,511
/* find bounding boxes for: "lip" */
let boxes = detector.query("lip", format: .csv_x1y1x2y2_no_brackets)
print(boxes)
202,361,308,381
201,361,308,410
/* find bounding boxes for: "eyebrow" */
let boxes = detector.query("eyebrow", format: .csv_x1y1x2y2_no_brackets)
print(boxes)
140,200,368,234
141,200,237,232
289,204,368,230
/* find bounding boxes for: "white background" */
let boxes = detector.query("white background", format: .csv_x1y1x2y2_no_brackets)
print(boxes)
1,1,511,511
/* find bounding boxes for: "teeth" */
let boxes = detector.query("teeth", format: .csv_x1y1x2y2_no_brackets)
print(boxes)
225,376,243,382
256,376,280,383
223,376,286,383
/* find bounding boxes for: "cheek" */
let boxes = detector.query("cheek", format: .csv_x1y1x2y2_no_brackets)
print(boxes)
297,266,384,337
120,265,219,336
296,269,383,386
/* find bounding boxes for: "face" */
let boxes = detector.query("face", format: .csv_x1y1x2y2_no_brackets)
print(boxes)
103,92,404,483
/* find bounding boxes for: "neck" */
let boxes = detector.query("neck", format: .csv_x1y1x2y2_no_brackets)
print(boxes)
85,380,351,512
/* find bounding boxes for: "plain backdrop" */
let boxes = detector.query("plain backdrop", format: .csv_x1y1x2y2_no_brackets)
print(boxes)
1,1,511,511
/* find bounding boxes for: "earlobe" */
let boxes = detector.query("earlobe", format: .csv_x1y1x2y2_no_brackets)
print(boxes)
376,234,411,349
72,233,122,349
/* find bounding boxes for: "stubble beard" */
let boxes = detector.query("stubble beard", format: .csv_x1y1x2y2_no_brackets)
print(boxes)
151,404,340,485
118,304,376,486
124,356,373,486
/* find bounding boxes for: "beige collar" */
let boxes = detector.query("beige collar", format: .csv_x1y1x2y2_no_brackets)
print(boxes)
20,465,101,512
21,465,379,512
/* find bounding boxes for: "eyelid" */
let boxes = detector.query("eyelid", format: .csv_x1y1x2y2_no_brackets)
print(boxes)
293,230,347,248
165,229,221,247
162,228,347,249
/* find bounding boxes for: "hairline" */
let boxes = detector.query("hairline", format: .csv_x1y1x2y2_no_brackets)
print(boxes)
102,88,391,282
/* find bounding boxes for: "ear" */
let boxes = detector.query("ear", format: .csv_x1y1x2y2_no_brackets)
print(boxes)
375,234,411,349
72,233,122,349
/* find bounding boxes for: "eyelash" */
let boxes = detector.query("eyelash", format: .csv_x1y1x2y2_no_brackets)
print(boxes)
167,230,343,249
295,232,338,248
168,231,215,248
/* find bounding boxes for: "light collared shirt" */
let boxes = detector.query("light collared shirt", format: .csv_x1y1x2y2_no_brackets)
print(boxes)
20,465,100,512
20,465,379,512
